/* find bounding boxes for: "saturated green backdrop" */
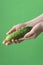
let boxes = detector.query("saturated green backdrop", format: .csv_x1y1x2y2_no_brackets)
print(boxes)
0,0,43,65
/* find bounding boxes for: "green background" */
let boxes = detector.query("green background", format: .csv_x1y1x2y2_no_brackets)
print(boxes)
0,0,43,65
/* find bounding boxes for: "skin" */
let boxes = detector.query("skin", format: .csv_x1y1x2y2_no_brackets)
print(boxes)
3,14,43,45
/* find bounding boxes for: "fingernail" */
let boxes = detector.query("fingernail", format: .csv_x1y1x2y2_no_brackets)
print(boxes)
5,42,10,46
12,39,15,42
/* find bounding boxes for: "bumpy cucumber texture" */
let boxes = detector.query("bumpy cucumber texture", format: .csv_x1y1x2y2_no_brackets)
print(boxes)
5,26,32,42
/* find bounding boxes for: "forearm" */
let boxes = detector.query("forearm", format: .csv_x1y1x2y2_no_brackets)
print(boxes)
25,14,43,25
41,22,43,32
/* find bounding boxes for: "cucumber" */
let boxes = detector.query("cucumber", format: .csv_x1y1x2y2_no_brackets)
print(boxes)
5,26,32,42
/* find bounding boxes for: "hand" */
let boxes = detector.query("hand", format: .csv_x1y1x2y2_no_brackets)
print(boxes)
3,23,26,45
3,22,43,45
3,14,43,45
24,22,42,39
11,22,42,43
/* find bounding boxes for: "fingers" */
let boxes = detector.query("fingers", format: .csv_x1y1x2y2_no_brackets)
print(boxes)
11,37,25,43
3,33,37,46
3,40,11,45
6,24,21,35
24,23,41,39
2,37,24,45
3,37,25,45
26,32,41,39
27,33,37,39
24,23,40,38
6,25,17,35
24,27,35,38
6,23,26,35
12,39,21,43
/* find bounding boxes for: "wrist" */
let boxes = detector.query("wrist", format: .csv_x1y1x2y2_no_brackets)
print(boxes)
40,22,43,32
25,14,43,25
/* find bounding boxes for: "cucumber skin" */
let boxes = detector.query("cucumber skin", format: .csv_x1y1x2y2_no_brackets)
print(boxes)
6,27,32,41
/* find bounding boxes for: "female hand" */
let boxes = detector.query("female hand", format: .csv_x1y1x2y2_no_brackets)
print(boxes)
3,23,26,45
3,14,43,45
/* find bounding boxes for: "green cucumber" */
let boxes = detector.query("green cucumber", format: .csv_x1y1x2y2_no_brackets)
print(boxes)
5,26,32,42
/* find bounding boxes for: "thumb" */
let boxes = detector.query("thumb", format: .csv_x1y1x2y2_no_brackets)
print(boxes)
6,23,26,35
24,28,35,38
6,25,17,35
